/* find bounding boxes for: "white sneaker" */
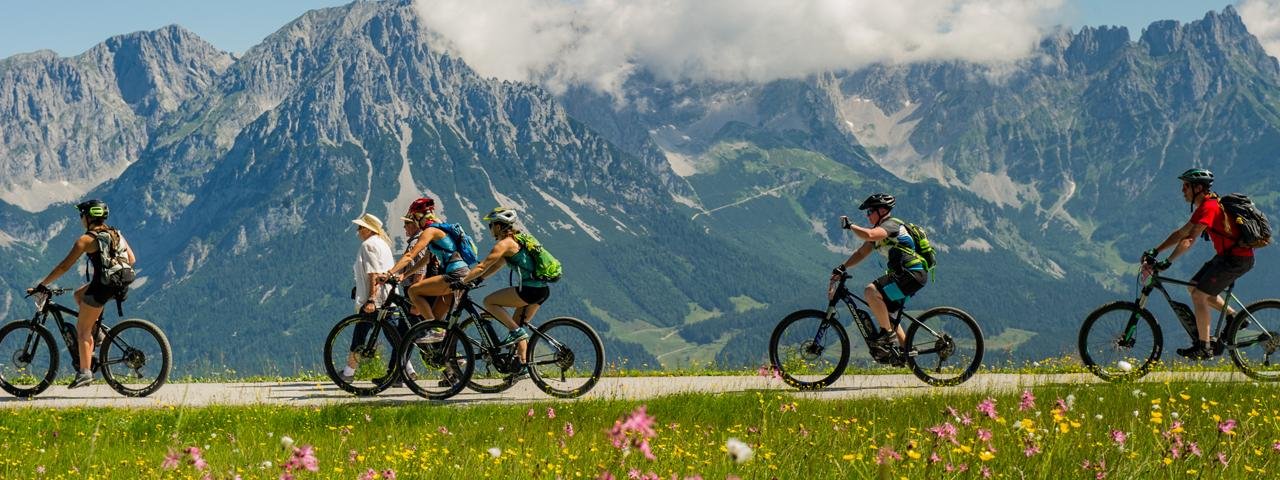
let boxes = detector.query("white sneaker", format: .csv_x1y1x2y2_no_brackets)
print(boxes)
415,327,447,344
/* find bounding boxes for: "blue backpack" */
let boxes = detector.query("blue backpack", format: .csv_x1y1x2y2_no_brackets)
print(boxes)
432,222,479,266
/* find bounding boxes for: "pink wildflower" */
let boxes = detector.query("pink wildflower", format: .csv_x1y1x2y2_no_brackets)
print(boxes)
1218,419,1237,435
162,450,181,470
1272,441,1280,452
1110,430,1127,445
977,398,998,419
1056,397,1071,412
757,364,781,380
547,407,556,419
382,470,396,480
294,445,319,472
929,422,958,443
976,428,993,443
1217,452,1229,466
628,469,642,480
438,426,450,435
565,422,576,438
186,447,207,471
1019,390,1035,411
1023,439,1041,457
960,413,973,426
597,472,616,480
359,470,377,480
928,452,942,463
874,446,902,465
527,408,536,418
980,465,992,478
1189,442,1202,457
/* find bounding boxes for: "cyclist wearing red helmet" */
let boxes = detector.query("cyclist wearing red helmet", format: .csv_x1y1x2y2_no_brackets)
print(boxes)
383,197,470,343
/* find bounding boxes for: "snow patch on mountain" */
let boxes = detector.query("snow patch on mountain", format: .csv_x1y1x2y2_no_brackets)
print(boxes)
532,186,603,241
384,123,421,246
0,229,15,248
809,216,854,254
957,238,993,252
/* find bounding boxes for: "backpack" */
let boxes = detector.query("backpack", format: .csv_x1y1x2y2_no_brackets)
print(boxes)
431,222,480,266
513,232,563,283
90,229,136,289
1219,193,1273,249
890,219,938,271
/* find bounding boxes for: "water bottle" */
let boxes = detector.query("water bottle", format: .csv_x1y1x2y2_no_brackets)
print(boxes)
1170,301,1198,339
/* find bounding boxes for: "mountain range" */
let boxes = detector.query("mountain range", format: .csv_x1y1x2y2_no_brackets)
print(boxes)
1,1,1277,375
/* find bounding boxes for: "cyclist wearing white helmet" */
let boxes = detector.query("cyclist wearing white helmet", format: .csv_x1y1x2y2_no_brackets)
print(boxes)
460,207,551,376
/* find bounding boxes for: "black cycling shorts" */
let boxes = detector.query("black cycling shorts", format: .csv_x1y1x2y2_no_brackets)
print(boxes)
516,286,551,305
1191,254,1253,296
872,270,927,313
82,282,123,308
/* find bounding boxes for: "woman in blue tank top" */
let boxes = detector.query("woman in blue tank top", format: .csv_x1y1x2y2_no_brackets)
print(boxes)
383,199,473,344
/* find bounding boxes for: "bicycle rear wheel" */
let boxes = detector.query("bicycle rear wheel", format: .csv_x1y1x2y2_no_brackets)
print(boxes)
99,319,171,397
399,320,473,400
1226,300,1280,381
323,314,400,396
768,309,849,390
527,317,604,398
1078,301,1162,382
0,322,58,398
905,307,984,386
458,315,515,393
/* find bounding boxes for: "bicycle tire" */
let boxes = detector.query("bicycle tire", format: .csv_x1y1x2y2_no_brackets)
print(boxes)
526,317,604,398
769,309,849,390
458,315,515,394
0,322,58,398
1078,301,1162,382
1226,299,1280,382
323,314,401,396
398,320,474,400
99,319,172,397
904,307,984,386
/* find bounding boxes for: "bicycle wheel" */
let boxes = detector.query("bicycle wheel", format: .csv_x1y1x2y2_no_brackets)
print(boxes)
399,320,473,400
1226,299,1280,381
1078,301,1162,382
99,319,172,397
905,307,984,386
769,309,849,390
527,317,604,398
323,314,400,396
0,322,58,398
458,315,515,394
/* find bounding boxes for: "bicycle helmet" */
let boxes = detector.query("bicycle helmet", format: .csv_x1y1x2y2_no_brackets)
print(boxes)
1177,168,1214,185
408,197,435,214
483,207,518,226
858,193,896,211
75,199,109,219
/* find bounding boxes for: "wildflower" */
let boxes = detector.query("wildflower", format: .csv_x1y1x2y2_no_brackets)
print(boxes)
280,436,295,450
928,422,959,444
36,466,45,475
979,450,995,461
638,440,656,460
488,447,502,458
757,364,782,380
160,449,181,470
292,445,319,472
1111,430,1127,445
438,426,450,435
598,473,616,480
608,406,658,459
527,408,536,418
1019,390,1036,411
875,446,902,464
1094,414,1103,420
186,447,208,471
928,452,942,463
1219,419,1238,435
960,413,973,426
977,398,998,419
1272,441,1280,452
1217,452,1229,466
980,465,993,478
726,438,753,464
547,407,556,419
348,450,358,463
565,423,576,438
1189,442,1202,457
977,428,993,442
359,470,377,480
1023,440,1041,457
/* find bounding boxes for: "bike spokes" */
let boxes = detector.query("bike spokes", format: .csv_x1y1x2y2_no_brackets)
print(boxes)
905,308,983,386
527,318,603,398
0,324,57,397
1227,301,1280,381
1078,303,1160,382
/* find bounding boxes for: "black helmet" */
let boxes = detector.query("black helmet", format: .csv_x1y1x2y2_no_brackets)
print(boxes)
75,199,109,220
858,193,896,211
1177,168,1214,185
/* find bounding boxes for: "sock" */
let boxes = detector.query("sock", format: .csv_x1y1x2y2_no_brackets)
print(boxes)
342,366,355,377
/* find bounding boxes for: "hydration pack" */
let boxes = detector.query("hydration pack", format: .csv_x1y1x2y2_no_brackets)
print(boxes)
1219,193,1272,249
893,220,938,271
431,222,480,266
90,229,135,289
513,233,563,283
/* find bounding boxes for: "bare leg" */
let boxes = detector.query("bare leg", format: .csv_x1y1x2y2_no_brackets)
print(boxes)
512,304,541,363
1191,288,1216,342
74,287,105,373
865,284,906,346
407,276,454,320
483,288,527,330
430,294,454,323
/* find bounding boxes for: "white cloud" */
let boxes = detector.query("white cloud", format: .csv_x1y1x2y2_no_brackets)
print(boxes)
413,0,1065,96
1239,0,1280,59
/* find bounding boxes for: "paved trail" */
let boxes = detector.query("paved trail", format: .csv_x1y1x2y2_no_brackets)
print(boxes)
0,372,1245,409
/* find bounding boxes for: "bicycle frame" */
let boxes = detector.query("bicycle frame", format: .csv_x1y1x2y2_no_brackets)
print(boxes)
821,275,949,354
22,293,114,371
440,287,569,373
1132,272,1266,350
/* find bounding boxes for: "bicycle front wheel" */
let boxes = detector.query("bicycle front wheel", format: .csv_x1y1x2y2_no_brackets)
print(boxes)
1227,299,1280,381
905,307,984,386
399,320,474,400
527,317,604,398
99,319,172,397
1078,301,1162,382
769,309,849,390
323,314,400,396
0,322,58,398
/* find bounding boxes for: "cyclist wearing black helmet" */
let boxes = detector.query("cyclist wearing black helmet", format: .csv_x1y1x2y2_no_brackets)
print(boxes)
27,199,136,388
832,193,929,363
1144,168,1253,359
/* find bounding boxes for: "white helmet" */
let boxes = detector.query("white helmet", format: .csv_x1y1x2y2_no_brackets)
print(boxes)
483,207,518,226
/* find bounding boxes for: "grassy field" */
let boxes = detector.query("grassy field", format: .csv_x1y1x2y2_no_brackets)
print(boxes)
4,378,1280,479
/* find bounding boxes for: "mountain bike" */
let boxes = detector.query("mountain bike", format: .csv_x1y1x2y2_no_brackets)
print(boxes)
1078,256,1280,382
394,283,604,400
768,272,984,389
322,278,438,396
0,287,171,398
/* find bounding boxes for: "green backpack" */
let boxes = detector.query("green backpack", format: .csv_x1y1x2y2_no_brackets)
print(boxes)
513,233,563,283
894,220,938,272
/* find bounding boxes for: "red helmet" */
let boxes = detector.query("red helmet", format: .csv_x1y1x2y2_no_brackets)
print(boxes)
408,197,435,215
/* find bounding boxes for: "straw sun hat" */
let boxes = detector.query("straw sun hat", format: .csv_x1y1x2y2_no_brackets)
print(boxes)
352,213,391,244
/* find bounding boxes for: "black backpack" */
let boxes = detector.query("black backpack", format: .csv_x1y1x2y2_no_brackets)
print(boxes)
1219,194,1272,249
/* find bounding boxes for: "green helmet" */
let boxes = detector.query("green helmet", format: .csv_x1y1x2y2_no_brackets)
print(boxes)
1177,168,1214,185
75,199,109,219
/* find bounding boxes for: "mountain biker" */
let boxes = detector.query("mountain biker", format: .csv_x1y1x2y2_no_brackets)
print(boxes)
1144,168,1252,360
458,207,550,377
398,204,474,344
384,198,443,320
27,200,135,388
832,193,928,364
343,213,396,382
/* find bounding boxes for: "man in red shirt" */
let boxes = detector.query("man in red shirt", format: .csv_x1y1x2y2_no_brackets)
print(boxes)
1144,168,1253,359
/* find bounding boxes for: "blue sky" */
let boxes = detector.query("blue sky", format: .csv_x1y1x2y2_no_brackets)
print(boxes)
0,1,1238,59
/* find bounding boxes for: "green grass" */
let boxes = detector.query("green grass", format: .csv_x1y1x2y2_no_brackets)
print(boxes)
5,380,1280,479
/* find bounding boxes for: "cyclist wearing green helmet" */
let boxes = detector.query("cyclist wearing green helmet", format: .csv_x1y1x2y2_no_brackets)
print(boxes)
458,207,550,379
1144,168,1253,359
28,199,136,388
